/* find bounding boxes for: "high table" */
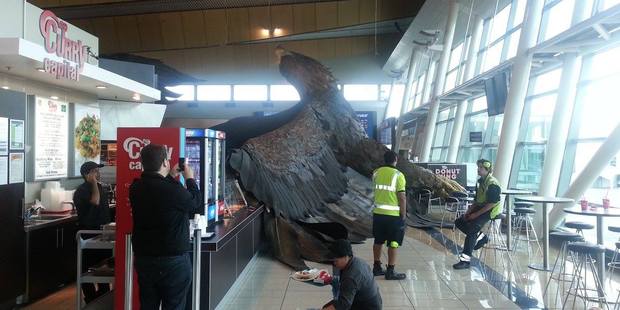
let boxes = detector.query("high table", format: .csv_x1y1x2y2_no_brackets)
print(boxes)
501,189,533,251
517,196,574,271
563,206,620,283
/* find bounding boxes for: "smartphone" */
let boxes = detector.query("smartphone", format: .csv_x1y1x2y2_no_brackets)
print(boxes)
178,157,185,172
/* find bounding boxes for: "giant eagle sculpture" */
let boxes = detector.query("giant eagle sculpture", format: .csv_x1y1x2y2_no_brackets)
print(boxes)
214,48,464,270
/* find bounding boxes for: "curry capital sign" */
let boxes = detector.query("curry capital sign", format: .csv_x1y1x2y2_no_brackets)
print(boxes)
39,10,90,81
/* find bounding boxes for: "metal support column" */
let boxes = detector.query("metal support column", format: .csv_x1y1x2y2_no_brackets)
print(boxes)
394,49,422,152
192,229,202,310
420,0,459,161
124,234,133,310
492,0,545,187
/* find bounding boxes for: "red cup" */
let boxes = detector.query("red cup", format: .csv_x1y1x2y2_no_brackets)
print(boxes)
580,199,588,211
603,198,610,209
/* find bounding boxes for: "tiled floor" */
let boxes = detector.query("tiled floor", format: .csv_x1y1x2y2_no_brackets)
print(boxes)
216,216,620,310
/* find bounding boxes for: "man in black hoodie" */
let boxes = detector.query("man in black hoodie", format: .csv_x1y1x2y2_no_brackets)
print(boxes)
130,144,202,310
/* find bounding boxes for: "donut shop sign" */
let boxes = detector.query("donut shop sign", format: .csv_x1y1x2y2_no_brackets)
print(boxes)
39,10,90,81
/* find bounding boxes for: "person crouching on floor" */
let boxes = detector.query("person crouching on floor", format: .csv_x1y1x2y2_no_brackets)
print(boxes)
452,159,503,270
322,239,382,310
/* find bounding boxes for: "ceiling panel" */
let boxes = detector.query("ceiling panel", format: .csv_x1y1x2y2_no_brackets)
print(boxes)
204,9,228,46
227,8,251,42
359,0,376,24
91,17,119,52
293,3,316,33
136,14,164,51
338,0,359,27
114,15,142,52
31,0,345,19
248,6,270,40
181,10,207,48
270,5,294,37
159,12,186,50
315,2,338,30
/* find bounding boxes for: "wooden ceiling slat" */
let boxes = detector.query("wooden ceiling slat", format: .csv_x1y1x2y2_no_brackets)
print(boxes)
71,19,95,36
137,14,164,51
204,9,228,46
159,12,186,50
91,17,118,53
181,10,207,48
358,0,376,24
334,37,352,57
317,38,337,59
315,2,337,30
270,5,293,37
338,0,359,27
292,3,316,34
114,15,141,52
248,6,270,41
226,8,250,43
351,35,372,56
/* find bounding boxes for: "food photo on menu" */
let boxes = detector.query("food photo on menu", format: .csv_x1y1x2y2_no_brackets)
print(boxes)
73,105,101,176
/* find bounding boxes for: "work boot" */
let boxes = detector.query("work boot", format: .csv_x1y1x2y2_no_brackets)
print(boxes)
385,265,406,280
372,262,385,276
473,234,489,250
452,260,470,270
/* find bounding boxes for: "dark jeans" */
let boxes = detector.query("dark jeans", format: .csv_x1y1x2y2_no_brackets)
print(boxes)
134,253,192,310
454,211,491,257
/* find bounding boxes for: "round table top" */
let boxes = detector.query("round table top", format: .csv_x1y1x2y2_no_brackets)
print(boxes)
502,189,533,195
563,206,620,217
517,195,574,204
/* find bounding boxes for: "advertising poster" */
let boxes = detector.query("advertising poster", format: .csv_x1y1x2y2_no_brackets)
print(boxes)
34,97,68,180
114,128,184,309
9,153,24,184
0,117,7,155
9,119,24,150
0,156,7,185
73,104,101,176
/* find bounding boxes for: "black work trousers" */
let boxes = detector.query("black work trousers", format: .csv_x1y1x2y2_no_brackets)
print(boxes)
134,253,192,310
454,211,492,257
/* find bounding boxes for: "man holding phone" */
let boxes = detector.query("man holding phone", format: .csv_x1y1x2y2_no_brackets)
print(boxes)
130,144,202,309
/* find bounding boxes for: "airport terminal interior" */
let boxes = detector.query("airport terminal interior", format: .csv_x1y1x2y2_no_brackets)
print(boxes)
1,0,620,309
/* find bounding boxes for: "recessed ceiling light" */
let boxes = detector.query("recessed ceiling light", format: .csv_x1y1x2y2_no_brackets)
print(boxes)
132,93,141,101
50,96,59,100
1,86,9,90
37,68,45,72
96,85,107,89
273,28,283,36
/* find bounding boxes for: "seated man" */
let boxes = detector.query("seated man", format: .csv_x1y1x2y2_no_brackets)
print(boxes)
322,240,382,310
452,159,503,270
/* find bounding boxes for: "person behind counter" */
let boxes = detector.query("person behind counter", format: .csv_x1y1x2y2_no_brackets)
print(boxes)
321,239,382,310
73,161,112,303
130,144,202,310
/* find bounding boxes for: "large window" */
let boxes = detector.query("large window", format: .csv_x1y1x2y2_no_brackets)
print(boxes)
539,0,575,42
165,85,195,101
343,84,379,101
197,85,231,101
233,85,268,101
270,85,300,101
430,107,455,162
383,84,406,119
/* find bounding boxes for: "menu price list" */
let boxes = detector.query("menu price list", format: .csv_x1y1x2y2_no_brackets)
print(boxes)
34,97,68,180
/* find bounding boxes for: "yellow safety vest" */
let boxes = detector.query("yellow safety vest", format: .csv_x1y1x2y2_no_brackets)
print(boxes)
475,174,502,219
372,166,406,217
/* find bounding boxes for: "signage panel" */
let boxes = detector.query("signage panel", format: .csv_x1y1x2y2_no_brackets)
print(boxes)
34,97,68,180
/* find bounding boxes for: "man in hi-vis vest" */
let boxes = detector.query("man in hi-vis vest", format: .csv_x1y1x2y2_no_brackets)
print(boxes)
371,150,407,280
453,159,502,270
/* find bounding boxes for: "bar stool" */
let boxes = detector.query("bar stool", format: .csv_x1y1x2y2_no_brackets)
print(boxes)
543,231,584,308
440,196,465,248
565,221,595,237
563,242,609,310
419,187,441,214
512,207,543,264
608,226,620,282
479,214,517,270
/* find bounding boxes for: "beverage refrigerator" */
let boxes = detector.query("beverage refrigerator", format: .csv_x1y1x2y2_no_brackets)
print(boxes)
185,128,227,224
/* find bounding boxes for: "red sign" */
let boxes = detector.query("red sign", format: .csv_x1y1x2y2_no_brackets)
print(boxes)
39,10,89,81
115,128,184,310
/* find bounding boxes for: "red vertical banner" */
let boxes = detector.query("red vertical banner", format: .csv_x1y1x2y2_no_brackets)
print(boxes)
115,128,184,310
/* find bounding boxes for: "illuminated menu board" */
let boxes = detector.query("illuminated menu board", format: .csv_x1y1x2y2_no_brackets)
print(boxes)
34,97,68,180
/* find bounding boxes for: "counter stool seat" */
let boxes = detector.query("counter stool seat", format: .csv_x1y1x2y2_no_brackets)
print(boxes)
514,207,536,214
565,221,595,230
550,231,584,242
513,201,535,208
609,226,620,233
567,242,605,255
450,191,469,199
